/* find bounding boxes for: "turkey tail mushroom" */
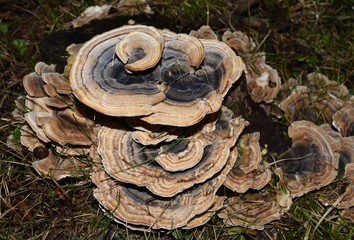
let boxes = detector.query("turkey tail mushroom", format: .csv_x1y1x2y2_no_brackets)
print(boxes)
115,30,164,72
275,120,339,197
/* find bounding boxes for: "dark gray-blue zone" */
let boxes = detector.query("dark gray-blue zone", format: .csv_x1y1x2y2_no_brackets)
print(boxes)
95,45,226,103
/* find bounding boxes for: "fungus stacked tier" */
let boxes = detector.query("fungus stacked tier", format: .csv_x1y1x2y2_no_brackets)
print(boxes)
271,71,354,220
15,24,354,231
17,25,281,230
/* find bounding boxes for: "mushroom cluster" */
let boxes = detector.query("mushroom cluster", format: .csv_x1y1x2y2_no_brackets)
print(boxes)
11,24,354,231
278,72,353,124
12,24,280,230
222,30,281,104
70,25,244,126
15,62,97,179
272,67,354,222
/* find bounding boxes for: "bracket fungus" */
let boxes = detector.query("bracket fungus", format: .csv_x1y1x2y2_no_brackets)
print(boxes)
222,30,256,54
18,62,96,179
70,24,244,126
23,72,47,97
222,30,281,104
279,73,352,124
189,25,218,40
131,128,181,146
275,120,339,197
14,23,354,233
319,137,354,209
20,125,45,152
91,146,236,230
218,190,292,230
115,30,164,72
41,108,95,146
278,86,315,123
32,148,90,180
332,103,354,137
320,163,354,209
98,107,248,197
234,132,262,173
224,132,272,193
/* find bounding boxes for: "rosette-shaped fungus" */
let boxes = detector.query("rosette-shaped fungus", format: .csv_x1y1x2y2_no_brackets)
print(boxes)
218,190,292,230
92,106,246,230
224,132,272,193
332,103,354,137
279,73,352,124
222,30,281,103
91,149,234,230
70,25,244,126
15,24,332,231
20,62,97,179
278,86,316,123
189,25,218,40
98,107,248,197
275,120,339,197
319,137,354,209
222,30,255,54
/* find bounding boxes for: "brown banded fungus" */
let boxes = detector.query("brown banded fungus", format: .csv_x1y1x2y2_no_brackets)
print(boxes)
319,138,354,209
20,62,95,179
154,137,207,172
91,142,237,230
20,125,45,152
218,190,292,230
224,132,272,192
33,148,90,180
183,195,225,229
11,96,26,120
141,35,244,126
115,0,153,16
17,25,352,231
189,25,218,40
64,43,84,76
70,24,243,126
235,132,262,173
98,107,248,197
41,108,95,146
275,120,339,197
34,61,56,75
222,30,256,55
24,97,54,143
307,73,351,99
278,86,316,123
26,62,73,108
332,103,354,137
319,163,354,209
23,72,47,97
41,72,72,94
70,25,166,117
223,30,281,103
115,30,164,72
131,128,181,146
127,121,182,148
279,73,351,124
224,145,271,193
244,56,281,103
